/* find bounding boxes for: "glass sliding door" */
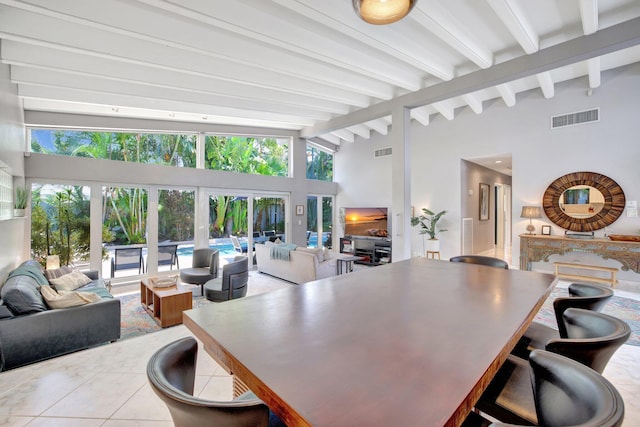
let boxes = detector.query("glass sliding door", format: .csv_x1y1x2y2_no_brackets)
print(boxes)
102,186,148,280
306,195,333,248
157,189,194,272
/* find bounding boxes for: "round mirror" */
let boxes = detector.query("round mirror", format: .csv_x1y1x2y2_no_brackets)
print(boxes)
559,185,605,218
543,172,625,232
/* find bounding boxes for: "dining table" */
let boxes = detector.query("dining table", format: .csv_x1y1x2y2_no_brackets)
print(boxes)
184,257,557,426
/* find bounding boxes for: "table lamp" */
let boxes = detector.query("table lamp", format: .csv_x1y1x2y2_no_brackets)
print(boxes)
46,255,60,270
521,206,542,234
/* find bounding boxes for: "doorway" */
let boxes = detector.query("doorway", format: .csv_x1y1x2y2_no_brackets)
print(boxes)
494,183,512,260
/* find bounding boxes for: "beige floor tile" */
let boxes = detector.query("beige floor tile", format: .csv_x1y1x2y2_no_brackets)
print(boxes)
24,417,105,426
42,373,147,419
102,420,174,427
110,383,171,421
197,375,234,401
0,416,33,427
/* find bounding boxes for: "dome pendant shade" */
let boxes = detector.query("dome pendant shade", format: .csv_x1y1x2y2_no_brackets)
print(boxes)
353,0,418,25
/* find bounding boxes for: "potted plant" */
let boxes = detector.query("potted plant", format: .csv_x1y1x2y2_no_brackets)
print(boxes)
411,208,447,252
13,186,28,217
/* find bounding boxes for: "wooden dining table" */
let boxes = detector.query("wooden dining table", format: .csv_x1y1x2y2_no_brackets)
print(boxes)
184,258,557,426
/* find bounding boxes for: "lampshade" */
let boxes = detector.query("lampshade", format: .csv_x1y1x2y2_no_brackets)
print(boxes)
520,206,542,219
46,255,60,270
353,0,418,25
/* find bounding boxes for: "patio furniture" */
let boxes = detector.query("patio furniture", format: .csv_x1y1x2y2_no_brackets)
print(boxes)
231,235,248,254
204,256,249,302
179,248,219,296
110,247,145,278
147,337,270,427
158,244,179,270
449,255,509,269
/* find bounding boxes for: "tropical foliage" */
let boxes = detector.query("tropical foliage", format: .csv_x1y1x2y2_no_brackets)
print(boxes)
205,135,288,176
31,185,114,266
306,146,333,181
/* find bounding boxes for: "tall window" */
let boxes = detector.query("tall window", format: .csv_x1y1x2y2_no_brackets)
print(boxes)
158,189,195,243
306,145,333,181
204,135,289,176
307,195,333,248
30,184,91,266
30,129,197,167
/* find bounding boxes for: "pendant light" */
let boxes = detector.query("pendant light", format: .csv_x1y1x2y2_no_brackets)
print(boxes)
353,0,418,25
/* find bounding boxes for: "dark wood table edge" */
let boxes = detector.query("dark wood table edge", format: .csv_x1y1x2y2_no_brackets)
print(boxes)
446,276,559,426
183,313,311,426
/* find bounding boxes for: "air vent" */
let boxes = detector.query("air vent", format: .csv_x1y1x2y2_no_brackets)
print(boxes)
551,108,599,129
374,147,392,158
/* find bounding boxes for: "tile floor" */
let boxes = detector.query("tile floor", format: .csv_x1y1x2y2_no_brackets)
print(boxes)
0,269,638,426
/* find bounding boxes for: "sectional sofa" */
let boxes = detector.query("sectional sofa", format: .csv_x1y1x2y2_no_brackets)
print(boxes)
0,260,121,371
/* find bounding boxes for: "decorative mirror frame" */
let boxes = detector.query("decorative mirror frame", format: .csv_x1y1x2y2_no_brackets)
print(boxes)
542,171,625,231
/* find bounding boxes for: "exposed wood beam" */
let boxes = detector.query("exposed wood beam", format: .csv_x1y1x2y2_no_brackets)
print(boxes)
331,129,355,143
536,72,555,99
346,124,371,140
307,137,338,153
301,17,640,137
412,4,493,69
363,118,389,136
588,57,601,88
462,94,483,114
316,134,341,146
487,0,539,54
579,0,599,35
410,108,430,127
432,101,455,121
496,83,516,107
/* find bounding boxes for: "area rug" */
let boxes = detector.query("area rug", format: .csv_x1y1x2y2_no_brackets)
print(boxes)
534,287,640,347
117,290,212,340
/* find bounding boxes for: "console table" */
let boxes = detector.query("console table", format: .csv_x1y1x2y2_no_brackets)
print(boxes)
519,234,640,274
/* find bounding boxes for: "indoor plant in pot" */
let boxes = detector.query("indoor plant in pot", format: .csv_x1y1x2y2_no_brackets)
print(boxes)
411,208,447,253
13,185,28,217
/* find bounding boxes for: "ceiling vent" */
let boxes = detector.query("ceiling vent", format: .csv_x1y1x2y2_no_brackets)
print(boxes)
374,147,392,158
551,108,599,129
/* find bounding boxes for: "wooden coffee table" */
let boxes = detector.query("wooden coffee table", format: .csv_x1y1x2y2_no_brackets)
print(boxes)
140,278,192,328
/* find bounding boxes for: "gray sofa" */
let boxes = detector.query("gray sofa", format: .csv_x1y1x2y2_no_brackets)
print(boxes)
0,260,121,371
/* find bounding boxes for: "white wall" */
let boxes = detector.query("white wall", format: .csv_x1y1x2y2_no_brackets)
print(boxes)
336,63,640,281
0,61,27,282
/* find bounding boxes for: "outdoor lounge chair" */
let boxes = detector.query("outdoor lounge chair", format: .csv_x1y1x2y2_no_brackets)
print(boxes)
110,247,145,278
158,244,179,270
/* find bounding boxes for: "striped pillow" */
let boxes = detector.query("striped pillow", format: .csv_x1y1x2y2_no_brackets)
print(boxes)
44,266,74,281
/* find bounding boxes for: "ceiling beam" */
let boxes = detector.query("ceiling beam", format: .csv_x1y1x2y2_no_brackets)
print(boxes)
410,108,430,127
487,0,539,54
462,94,483,114
496,84,516,107
300,17,640,137
588,57,601,88
363,118,389,136
536,72,555,99
579,0,599,35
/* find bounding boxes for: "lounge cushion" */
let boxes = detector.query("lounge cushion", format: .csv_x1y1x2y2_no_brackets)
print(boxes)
0,275,48,315
40,285,101,309
49,270,92,291
43,266,74,281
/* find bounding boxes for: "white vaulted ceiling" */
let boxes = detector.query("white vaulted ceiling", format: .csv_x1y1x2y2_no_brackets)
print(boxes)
1,0,640,150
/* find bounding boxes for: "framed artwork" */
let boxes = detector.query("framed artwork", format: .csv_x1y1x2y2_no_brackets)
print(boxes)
295,205,304,216
541,225,551,235
479,183,490,221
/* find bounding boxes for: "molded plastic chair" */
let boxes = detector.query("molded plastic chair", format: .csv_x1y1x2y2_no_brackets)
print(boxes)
179,248,219,296
467,350,625,426
204,256,249,302
147,337,270,427
514,282,614,358
110,247,145,277
476,309,629,425
449,255,509,269
157,244,179,270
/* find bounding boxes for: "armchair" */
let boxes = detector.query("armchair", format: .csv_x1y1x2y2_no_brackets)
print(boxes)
204,256,249,302
179,248,219,296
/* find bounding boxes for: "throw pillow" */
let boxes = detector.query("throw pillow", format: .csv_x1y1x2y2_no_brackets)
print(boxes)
44,266,74,281
49,270,92,292
40,285,101,309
